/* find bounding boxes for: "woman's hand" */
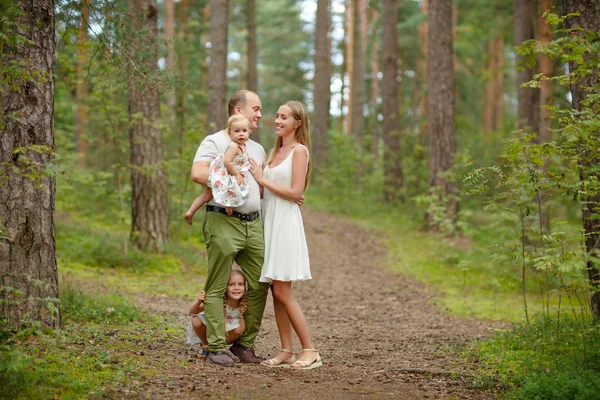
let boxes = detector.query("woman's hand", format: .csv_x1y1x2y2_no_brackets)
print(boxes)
248,158,264,185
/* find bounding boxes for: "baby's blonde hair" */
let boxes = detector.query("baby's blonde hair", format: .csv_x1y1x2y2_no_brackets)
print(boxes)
227,114,250,136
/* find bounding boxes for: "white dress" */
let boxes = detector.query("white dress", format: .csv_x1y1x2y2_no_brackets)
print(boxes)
260,145,311,284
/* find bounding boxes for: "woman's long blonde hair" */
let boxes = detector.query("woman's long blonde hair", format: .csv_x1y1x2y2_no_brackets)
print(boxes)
265,101,312,189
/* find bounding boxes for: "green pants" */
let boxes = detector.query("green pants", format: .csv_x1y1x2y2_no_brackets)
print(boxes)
201,209,269,352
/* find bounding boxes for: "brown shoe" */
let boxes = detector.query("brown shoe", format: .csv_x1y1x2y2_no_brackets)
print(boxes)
229,343,262,363
206,351,235,367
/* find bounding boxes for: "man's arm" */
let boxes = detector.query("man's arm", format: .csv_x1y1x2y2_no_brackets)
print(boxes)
191,161,211,185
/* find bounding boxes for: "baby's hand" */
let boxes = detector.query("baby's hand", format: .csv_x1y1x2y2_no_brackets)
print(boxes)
235,174,244,186
198,291,206,303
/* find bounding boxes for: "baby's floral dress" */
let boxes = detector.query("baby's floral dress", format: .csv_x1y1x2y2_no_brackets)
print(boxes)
207,143,250,207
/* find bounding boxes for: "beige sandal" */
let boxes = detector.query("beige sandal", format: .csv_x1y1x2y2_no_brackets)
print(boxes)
290,348,323,370
261,349,297,368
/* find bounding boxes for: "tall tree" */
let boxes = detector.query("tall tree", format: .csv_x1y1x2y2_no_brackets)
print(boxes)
349,0,367,138
175,0,190,155
247,0,258,142
369,7,379,160
75,0,90,167
313,0,331,166
514,0,540,134
563,0,600,318
382,0,403,202
205,0,229,133
164,0,176,107
344,0,354,134
416,0,429,144
0,0,59,328
427,0,458,230
127,0,171,252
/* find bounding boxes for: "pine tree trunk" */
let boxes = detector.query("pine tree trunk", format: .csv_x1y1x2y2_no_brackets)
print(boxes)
313,0,331,167
418,0,429,145
482,38,496,133
369,8,379,161
345,0,354,134
175,0,189,155
205,0,228,133
164,0,176,107
427,0,458,230
350,0,367,139
382,0,403,202
564,0,600,319
246,0,258,143
75,0,90,167
0,0,59,328
127,0,171,253
493,35,505,131
514,0,540,134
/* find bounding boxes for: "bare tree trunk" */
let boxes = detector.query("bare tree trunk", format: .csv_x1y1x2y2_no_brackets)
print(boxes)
482,38,496,133
493,34,505,130
245,0,258,142
205,0,229,133
382,0,403,202
538,0,554,234
427,0,458,230
164,0,176,107
127,0,171,253
350,0,367,139
369,7,379,161
564,0,600,319
514,0,540,134
175,0,189,156
418,0,429,145
75,0,90,167
345,0,354,134
0,0,59,328
313,0,331,166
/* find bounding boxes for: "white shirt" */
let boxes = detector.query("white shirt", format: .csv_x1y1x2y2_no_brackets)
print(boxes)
193,129,266,213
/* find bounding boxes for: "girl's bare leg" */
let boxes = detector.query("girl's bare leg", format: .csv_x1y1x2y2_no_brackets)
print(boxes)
225,325,245,344
185,188,214,225
191,316,208,346
271,281,317,364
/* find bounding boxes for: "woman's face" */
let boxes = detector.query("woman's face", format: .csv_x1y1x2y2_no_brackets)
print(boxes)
275,105,299,138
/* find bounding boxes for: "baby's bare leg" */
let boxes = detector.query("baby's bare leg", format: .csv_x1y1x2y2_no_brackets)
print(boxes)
225,206,233,216
185,188,214,225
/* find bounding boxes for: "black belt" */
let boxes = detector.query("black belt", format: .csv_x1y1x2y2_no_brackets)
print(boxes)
206,205,260,222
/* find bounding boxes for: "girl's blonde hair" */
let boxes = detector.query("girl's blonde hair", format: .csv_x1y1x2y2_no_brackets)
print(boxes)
227,114,250,136
265,101,312,189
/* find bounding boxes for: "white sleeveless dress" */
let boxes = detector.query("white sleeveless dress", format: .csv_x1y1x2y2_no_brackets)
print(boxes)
259,145,311,284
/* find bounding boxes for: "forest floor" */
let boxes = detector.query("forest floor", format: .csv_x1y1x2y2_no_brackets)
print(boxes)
104,208,500,399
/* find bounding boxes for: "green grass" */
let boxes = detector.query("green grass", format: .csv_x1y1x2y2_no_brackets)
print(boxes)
0,285,177,400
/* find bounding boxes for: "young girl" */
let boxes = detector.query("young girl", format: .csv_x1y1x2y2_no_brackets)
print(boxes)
184,115,252,225
248,101,322,370
185,270,248,358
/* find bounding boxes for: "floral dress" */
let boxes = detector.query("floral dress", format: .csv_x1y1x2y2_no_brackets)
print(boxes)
207,143,250,207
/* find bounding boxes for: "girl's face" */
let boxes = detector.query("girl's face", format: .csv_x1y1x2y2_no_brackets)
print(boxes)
226,272,246,302
275,105,300,139
230,121,250,145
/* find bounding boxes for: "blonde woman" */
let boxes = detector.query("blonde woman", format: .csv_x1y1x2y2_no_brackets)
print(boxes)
249,101,322,370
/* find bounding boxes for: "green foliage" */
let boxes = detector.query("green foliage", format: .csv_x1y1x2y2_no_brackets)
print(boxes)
0,285,160,399
469,316,600,400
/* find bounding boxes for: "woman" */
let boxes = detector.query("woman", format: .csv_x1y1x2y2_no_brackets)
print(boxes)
249,100,322,370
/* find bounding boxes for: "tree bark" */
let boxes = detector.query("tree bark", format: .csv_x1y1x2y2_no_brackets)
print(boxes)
345,0,354,134
313,0,331,166
349,0,367,139
514,0,540,134
563,0,600,318
205,0,229,133
75,0,90,167
127,0,171,253
246,0,258,142
417,0,429,145
427,0,458,230
369,7,379,161
164,0,176,107
493,34,505,131
175,0,189,155
0,0,59,328
382,0,403,202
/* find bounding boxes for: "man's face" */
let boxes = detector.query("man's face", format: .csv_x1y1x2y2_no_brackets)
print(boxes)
237,93,262,131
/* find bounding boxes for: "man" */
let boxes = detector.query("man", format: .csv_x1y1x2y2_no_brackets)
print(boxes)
191,90,269,366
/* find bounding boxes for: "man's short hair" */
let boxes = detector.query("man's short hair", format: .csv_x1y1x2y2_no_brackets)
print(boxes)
228,90,257,116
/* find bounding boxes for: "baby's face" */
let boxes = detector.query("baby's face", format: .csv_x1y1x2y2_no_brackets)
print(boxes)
230,121,250,145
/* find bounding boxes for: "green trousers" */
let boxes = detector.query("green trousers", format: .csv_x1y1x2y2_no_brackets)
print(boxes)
201,209,269,352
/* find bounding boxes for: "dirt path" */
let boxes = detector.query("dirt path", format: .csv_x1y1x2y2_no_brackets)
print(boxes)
123,209,494,399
